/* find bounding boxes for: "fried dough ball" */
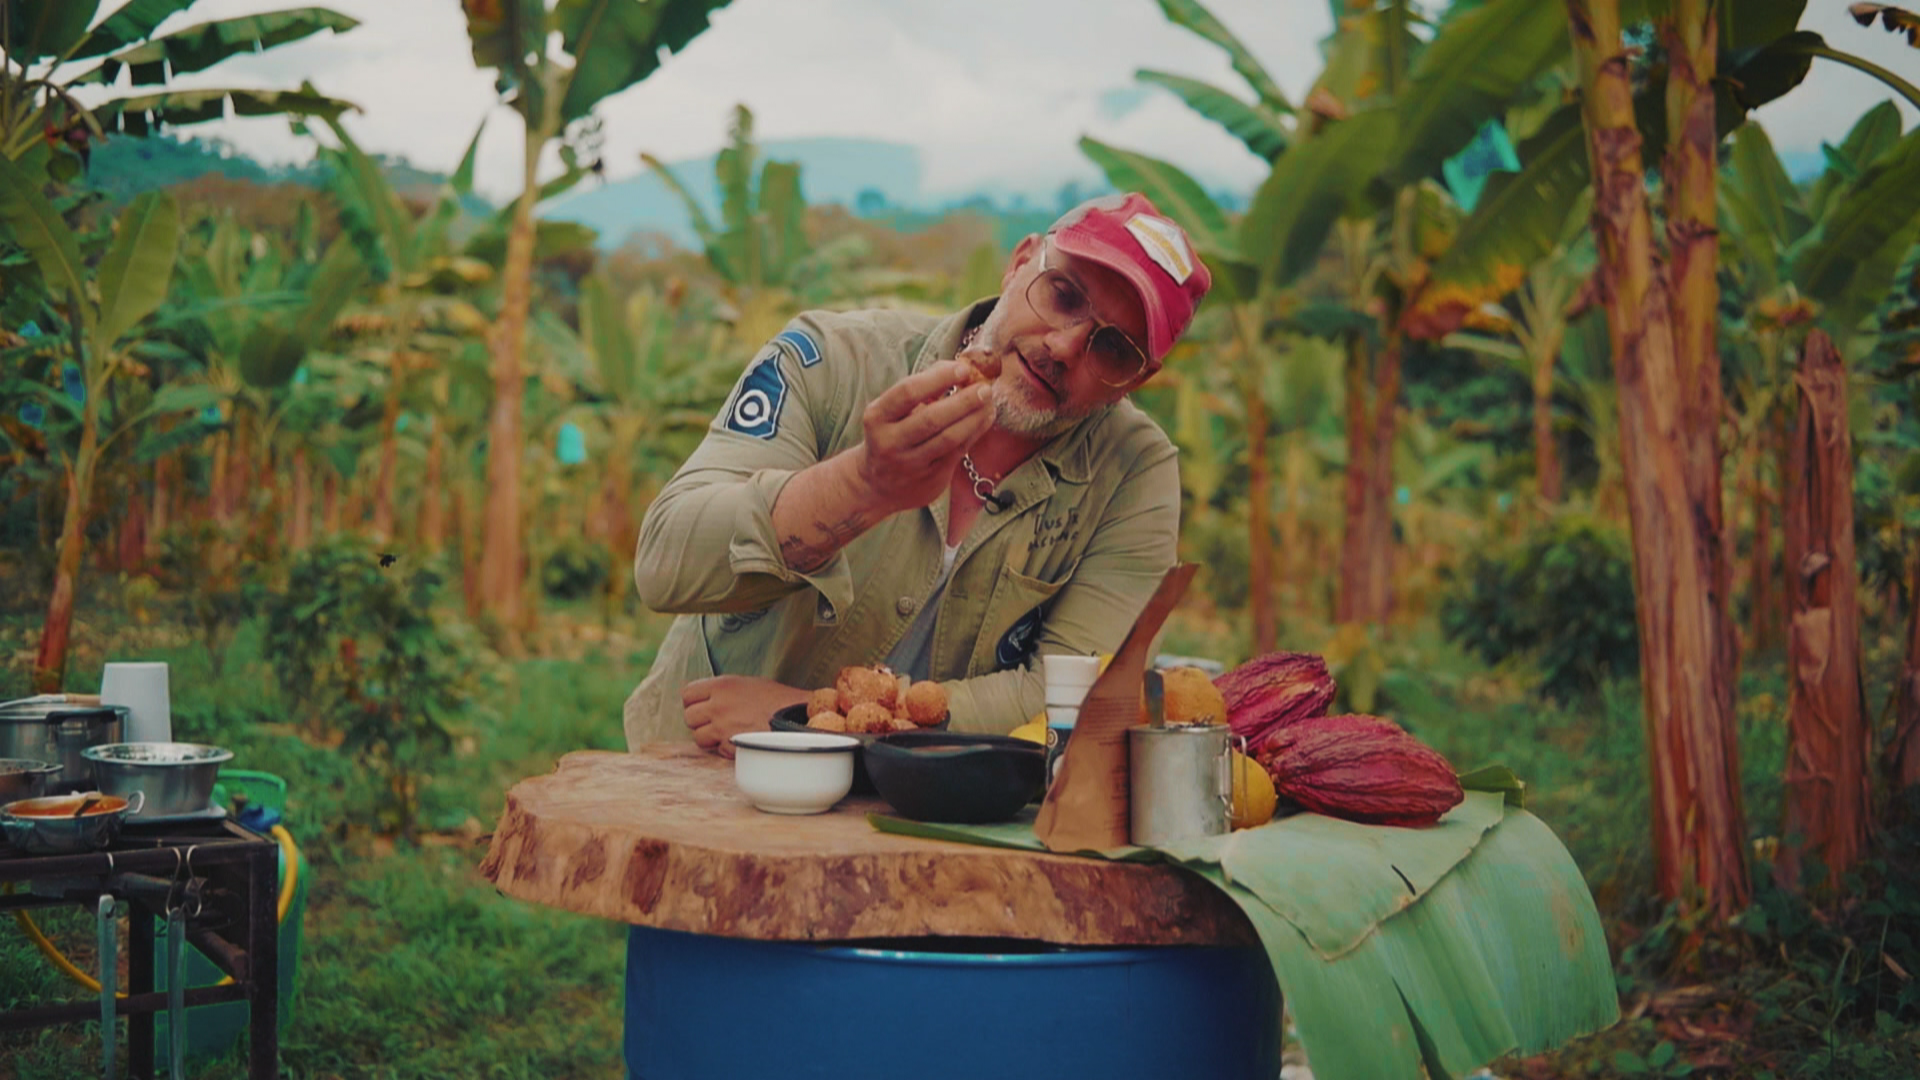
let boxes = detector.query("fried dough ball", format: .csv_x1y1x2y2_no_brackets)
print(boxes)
888,716,918,732
1162,667,1228,726
807,711,849,733
957,345,1002,384
836,666,898,713
807,687,840,719
846,702,897,734
904,681,949,727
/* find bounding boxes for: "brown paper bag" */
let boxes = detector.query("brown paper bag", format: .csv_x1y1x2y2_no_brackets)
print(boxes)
1033,564,1198,852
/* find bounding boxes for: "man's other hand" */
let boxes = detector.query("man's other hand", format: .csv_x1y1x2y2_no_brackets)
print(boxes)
683,675,811,757
851,360,995,514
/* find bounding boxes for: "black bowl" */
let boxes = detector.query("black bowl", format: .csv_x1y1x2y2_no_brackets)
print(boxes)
863,731,1045,825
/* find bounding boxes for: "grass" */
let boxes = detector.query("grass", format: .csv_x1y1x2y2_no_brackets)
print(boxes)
2,584,1916,1079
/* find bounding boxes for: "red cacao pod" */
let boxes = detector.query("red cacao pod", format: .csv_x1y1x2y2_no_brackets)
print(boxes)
1254,714,1464,827
1216,651,1337,748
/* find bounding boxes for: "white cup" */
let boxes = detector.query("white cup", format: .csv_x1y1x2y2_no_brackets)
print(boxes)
100,662,172,744
1044,654,1103,707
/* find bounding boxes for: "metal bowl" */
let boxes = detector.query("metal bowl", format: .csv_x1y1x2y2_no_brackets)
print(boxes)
0,759,60,803
81,742,232,819
0,791,143,854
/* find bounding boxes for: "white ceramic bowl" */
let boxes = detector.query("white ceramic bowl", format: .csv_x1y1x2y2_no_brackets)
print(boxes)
730,731,859,815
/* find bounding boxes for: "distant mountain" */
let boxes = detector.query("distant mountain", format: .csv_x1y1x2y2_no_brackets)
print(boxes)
541,137,923,250
541,137,1253,251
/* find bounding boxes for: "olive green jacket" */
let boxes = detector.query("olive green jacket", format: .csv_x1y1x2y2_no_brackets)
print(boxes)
622,300,1180,748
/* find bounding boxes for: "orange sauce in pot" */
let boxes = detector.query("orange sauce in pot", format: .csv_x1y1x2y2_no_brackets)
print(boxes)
5,795,128,817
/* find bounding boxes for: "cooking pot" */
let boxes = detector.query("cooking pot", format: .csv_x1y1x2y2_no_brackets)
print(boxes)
0,702,128,792
0,759,60,802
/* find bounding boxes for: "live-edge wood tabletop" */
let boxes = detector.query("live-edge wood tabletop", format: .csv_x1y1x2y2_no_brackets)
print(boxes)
479,745,1256,947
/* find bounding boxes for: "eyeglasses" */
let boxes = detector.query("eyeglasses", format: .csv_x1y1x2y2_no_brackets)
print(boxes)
1025,241,1150,388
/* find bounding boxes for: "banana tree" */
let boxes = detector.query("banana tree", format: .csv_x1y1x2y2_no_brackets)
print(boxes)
460,0,732,650
0,1,358,172
1444,211,1595,505
644,103,812,347
0,156,203,691
312,116,493,545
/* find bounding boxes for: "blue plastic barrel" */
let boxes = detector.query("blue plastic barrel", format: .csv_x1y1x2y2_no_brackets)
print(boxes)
625,926,1281,1080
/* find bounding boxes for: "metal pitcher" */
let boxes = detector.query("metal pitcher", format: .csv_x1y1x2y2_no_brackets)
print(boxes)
1128,671,1233,847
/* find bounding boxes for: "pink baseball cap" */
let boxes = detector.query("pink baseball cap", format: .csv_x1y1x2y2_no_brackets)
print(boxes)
1046,192,1213,363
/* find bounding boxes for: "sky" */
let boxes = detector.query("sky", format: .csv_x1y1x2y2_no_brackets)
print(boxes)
66,0,1920,206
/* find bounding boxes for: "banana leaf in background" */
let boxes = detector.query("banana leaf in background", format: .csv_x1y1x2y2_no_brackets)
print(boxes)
870,774,1616,1080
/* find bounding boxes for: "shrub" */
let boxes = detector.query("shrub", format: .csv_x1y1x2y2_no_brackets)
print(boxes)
261,537,494,839
1438,511,1638,701
541,535,608,601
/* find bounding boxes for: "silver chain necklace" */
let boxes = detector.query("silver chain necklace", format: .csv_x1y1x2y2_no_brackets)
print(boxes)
954,324,1000,506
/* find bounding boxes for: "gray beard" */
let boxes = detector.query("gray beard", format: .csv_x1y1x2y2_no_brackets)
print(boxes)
970,306,1087,438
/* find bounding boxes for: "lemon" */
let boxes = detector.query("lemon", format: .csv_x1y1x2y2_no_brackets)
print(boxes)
1008,718,1047,745
1229,750,1277,830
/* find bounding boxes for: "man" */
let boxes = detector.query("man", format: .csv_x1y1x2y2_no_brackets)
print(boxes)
623,192,1212,755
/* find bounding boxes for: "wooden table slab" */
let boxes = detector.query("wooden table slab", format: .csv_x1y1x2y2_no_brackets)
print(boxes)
480,746,1256,947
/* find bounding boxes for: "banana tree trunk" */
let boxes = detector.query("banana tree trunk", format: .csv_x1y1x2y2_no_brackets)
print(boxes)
118,473,148,571
147,455,170,561
1890,545,1920,792
1665,1,1737,738
480,127,545,651
456,479,483,620
1362,334,1403,624
1748,445,1772,654
1779,329,1870,888
290,449,312,552
1235,304,1277,653
32,393,100,693
1338,332,1373,625
1566,0,1749,918
322,468,341,536
1532,327,1565,503
421,423,446,553
372,354,406,543
210,430,231,523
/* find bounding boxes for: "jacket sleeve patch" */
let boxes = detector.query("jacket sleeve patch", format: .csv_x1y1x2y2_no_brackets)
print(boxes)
994,605,1047,670
725,350,789,439
776,329,822,367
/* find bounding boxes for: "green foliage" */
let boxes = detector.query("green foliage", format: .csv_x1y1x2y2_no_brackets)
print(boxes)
261,538,495,838
541,535,608,600
644,104,810,291
1439,512,1639,702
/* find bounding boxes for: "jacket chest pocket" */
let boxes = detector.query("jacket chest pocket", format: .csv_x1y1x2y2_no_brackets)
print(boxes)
969,561,1075,675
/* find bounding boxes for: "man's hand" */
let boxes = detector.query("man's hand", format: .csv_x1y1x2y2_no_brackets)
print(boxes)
850,360,995,515
683,676,811,757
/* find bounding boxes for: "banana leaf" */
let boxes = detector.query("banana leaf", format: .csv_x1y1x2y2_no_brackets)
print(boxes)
1151,0,1291,114
870,771,1615,1080
1076,137,1237,264
2,0,100,62
1386,0,1571,189
93,9,360,85
95,191,180,348
1135,70,1289,162
1789,127,1920,333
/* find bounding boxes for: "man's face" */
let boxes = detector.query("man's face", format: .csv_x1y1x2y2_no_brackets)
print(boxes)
973,237,1156,438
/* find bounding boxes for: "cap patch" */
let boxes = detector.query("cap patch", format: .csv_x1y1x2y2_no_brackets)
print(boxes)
1124,214,1194,284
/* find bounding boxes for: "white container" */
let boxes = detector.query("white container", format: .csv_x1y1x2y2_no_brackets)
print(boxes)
1044,654,1102,707
730,731,859,815
100,662,171,744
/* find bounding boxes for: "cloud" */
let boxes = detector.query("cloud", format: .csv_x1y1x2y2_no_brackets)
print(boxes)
69,0,1917,207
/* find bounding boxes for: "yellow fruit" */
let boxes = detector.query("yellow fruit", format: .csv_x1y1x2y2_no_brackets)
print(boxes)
1163,667,1227,725
1229,750,1278,830
1008,719,1047,745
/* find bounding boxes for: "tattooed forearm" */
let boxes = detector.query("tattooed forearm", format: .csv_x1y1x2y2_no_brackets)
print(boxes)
779,513,868,573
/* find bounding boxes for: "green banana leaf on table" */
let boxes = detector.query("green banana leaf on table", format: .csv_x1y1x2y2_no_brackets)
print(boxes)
868,765,1618,1080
